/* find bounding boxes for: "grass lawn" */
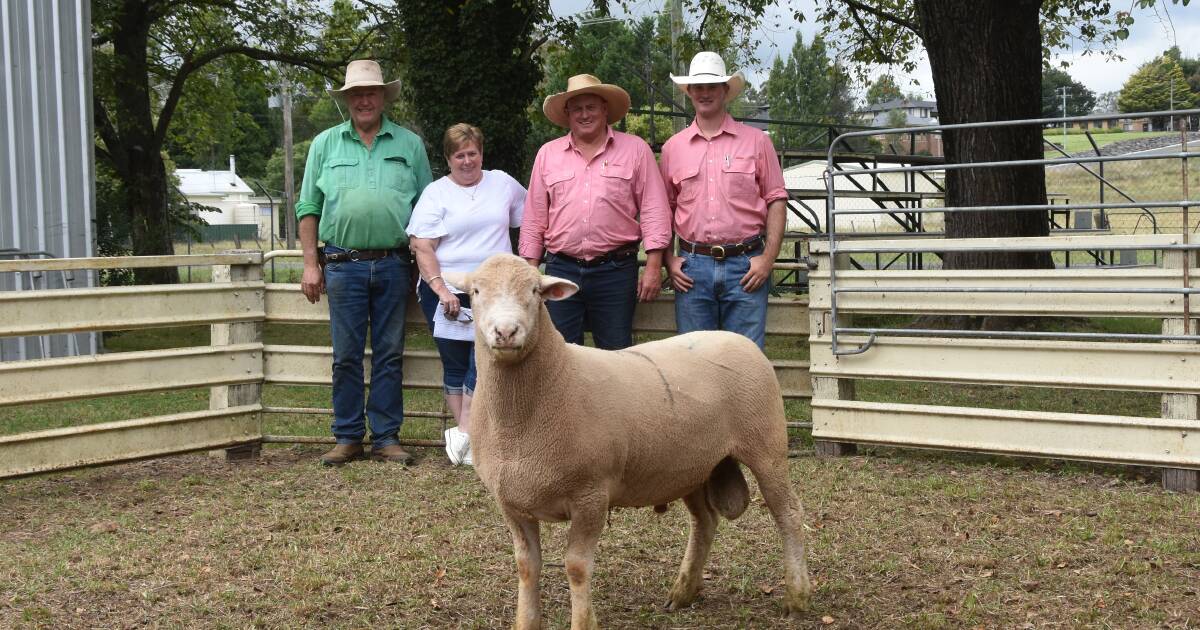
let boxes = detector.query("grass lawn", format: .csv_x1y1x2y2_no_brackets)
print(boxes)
1042,130,1177,158
2,444,1197,628
2,306,1199,627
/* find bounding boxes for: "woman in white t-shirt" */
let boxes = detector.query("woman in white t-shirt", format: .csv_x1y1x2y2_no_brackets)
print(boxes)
408,123,526,466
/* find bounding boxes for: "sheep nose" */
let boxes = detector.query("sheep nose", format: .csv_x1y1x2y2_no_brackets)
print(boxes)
491,323,519,347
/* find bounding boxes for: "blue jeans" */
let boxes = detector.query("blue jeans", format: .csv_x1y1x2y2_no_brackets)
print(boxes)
674,250,770,348
544,253,638,349
323,246,409,446
416,280,476,395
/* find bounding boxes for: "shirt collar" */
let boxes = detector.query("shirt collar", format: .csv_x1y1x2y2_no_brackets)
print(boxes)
565,126,614,152
339,116,396,140
683,113,738,141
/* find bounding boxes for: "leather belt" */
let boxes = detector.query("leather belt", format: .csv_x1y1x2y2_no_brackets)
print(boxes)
547,243,640,268
323,247,407,262
677,235,764,260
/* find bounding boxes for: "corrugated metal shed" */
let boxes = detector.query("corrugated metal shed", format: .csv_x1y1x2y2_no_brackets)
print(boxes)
0,0,98,360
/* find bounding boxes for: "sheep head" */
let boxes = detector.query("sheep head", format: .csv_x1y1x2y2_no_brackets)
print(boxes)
443,254,578,363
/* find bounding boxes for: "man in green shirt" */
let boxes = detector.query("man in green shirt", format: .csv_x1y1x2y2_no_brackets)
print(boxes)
297,60,432,466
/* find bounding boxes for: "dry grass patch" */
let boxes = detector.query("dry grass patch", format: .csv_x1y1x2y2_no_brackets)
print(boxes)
2,446,1198,629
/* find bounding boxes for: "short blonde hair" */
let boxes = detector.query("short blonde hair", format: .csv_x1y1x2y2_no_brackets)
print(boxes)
443,123,484,158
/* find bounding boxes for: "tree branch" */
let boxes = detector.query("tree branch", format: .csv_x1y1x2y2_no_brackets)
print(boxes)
93,96,127,175
849,6,903,64
839,0,918,32
154,44,344,145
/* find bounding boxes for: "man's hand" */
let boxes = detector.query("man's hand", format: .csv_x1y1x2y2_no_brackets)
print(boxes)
637,267,662,302
739,254,774,293
301,262,324,304
666,255,693,293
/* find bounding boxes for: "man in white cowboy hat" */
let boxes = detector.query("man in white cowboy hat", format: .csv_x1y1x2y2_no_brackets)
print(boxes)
519,74,672,349
659,52,788,349
296,59,433,466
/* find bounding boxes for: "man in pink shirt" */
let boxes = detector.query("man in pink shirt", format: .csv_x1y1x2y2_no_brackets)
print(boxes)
660,52,787,349
520,74,672,349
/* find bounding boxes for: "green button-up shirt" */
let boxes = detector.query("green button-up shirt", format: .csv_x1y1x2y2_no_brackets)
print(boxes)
296,117,433,249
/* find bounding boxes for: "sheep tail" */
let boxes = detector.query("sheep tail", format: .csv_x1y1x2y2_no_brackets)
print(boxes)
705,457,750,521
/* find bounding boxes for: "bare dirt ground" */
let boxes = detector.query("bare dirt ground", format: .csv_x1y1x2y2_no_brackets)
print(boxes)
2,445,1198,629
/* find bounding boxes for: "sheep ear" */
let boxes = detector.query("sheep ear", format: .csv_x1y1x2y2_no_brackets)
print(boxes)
539,275,579,301
441,271,469,291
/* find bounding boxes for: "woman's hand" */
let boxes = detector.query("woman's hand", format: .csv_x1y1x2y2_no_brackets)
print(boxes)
434,281,461,319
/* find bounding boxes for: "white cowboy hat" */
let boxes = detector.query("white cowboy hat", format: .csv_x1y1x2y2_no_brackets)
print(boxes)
670,52,746,103
542,74,631,128
327,60,401,103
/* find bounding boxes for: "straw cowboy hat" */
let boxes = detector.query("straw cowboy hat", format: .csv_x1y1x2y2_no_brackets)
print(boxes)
542,74,631,128
670,52,746,103
327,60,401,103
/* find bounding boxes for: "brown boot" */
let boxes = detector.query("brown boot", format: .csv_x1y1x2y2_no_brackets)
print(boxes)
319,443,364,467
371,444,414,465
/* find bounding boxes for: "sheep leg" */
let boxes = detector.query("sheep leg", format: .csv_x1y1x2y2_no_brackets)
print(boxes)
503,512,543,630
746,457,813,616
564,502,605,630
665,487,718,610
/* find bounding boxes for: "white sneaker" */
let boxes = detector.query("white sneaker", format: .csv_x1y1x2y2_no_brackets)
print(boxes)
444,427,471,466
461,444,473,467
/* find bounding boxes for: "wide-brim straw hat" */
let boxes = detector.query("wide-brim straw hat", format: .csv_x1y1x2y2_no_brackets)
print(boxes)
328,60,401,103
542,74,631,128
670,52,746,104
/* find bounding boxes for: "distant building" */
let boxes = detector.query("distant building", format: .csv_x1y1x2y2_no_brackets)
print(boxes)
858,98,940,127
177,156,274,242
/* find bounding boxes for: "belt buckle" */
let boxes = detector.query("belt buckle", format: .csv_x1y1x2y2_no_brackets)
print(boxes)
346,249,360,261
710,244,727,260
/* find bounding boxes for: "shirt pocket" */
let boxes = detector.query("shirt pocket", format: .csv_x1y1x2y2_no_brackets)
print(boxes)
722,156,758,201
599,162,634,208
672,163,702,205
542,169,575,208
384,155,415,194
328,157,359,190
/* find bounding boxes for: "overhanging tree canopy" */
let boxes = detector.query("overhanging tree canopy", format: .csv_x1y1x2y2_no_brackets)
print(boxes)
92,0,370,283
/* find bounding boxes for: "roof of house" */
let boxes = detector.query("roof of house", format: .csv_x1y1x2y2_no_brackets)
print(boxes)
860,98,938,114
176,168,254,196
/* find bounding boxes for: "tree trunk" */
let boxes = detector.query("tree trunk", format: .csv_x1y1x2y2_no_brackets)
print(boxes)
916,0,1053,270
127,151,180,284
109,0,179,284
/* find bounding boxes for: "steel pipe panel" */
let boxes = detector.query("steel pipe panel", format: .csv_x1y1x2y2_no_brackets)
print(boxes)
0,282,265,336
0,344,262,406
266,285,809,335
808,268,1195,316
263,345,444,389
0,405,261,478
810,335,1200,393
0,252,262,273
811,399,1199,468
265,345,811,399
809,234,1184,255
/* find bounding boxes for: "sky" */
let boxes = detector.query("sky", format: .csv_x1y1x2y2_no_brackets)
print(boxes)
548,0,1200,102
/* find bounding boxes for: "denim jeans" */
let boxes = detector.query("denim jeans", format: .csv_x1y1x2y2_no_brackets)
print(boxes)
674,250,770,348
323,246,409,446
544,253,638,349
416,280,476,395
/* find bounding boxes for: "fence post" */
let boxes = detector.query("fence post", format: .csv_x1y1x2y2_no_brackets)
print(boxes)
209,250,265,461
810,249,858,457
1161,249,1199,492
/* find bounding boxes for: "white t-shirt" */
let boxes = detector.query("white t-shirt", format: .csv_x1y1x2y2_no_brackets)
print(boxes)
407,170,527,275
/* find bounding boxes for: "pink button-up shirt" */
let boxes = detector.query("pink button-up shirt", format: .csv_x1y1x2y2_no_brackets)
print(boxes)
520,128,672,261
659,114,787,245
